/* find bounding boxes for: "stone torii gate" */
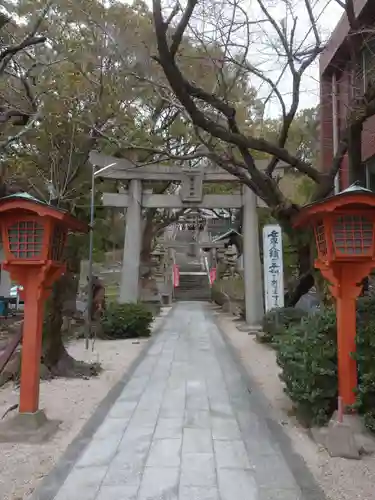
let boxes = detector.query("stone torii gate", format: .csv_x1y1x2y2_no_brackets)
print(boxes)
89,151,285,327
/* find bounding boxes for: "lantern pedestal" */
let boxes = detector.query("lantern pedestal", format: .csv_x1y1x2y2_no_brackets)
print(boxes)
311,412,375,459
325,417,360,459
311,415,360,459
0,409,61,444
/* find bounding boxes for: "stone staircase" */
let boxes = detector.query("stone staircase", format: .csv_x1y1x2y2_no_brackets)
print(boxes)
167,225,212,302
174,263,211,302
174,274,211,301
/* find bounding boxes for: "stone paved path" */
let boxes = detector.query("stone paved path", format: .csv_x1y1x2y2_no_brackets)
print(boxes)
50,303,311,500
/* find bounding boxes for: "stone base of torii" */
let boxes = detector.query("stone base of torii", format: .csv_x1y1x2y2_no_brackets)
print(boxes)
90,152,286,328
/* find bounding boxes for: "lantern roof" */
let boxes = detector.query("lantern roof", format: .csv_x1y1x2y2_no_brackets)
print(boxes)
293,182,375,227
339,183,373,195
0,192,88,233
1,192,48,205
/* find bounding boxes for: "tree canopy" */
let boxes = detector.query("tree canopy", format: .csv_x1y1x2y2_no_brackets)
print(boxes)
2,0,285,254
1,0,325,309
150,0,370,216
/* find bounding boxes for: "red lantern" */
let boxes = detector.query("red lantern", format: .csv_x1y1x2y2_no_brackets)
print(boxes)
0,193,88,415
293,183,375,410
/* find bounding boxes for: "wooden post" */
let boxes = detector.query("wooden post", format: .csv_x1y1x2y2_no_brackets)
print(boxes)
336,294,357,408
19,282,44,413
318,262,373,412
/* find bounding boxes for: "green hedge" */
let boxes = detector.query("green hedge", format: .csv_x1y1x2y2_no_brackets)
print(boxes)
102,302,153,339
273,296,375,429
261,307,308,345
276,308,338,426
355,318,375,433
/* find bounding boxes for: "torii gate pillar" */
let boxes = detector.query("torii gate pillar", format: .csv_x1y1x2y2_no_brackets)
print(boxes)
120,179,142,303
243,186,263,327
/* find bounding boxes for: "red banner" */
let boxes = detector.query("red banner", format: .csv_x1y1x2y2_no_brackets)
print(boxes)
209,268,217,285
173,264,180,288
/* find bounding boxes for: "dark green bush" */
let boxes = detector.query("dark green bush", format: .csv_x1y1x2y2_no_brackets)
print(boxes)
102,302,153,339
261,307,308,345
275,296,375,430
276,308,338,426
357,294,375,327
353,295,375,432
355,319,375,432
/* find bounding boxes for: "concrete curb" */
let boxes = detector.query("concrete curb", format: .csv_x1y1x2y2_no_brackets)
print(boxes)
210,307,327,500
30,305,175,500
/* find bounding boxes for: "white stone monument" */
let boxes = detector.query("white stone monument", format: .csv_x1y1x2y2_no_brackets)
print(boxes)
262,224,284,312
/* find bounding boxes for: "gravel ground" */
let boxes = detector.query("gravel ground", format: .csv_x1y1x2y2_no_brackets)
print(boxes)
0,335,150,500
216,312,375,500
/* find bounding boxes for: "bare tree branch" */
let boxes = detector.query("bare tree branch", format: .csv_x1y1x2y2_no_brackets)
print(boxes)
0,1,52,74
0,2,52,160
338,0,356,28
0,111,42,151
0,37,46,74
153,0,323,187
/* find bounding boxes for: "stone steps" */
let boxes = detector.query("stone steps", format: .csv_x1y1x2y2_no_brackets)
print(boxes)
174,273,211,302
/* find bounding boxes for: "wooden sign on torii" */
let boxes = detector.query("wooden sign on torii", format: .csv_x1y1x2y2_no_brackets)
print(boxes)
89,151,287,327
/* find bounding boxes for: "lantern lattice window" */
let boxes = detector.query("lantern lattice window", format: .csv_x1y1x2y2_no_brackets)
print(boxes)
8,221,44,258
314,220,327,256
333,215,373,255
50,225,65,261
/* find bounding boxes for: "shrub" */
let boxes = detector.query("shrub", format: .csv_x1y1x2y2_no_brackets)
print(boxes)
102,302,153,339
261,307,308,345
355,319,375,432
357,294,375,327
355,294,375,432
275,297,375,430
276,308,338,426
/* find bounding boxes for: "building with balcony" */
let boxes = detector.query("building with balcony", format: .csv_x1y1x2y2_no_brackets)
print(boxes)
319,0,375,191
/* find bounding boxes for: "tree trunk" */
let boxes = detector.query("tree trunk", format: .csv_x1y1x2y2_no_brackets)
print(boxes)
285,271,314,307
141,216,155,265
284,236,315,306
276,206,316,307
140,215,159,299
42,235,100,377
348,123,363,184
42,273,73,373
